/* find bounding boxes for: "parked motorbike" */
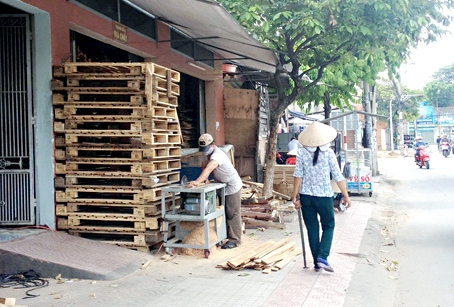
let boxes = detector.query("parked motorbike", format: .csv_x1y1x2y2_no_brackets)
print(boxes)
441,141,450,158
415,146,430,169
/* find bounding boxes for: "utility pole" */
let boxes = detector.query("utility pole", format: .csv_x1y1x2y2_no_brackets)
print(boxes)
362,82,372,148
371,85,379,175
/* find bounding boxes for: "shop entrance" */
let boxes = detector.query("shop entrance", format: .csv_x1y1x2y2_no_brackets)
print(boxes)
0,13,35,225
70,31,143,63
178,72,205,148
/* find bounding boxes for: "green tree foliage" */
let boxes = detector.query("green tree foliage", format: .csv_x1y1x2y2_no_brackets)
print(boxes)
424,63,454,107
218,0,453,196
376,79,423,121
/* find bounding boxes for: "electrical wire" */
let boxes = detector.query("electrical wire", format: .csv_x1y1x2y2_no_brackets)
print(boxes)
0,270,49,299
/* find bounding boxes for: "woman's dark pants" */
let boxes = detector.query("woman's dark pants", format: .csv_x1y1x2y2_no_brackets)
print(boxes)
300,194,335,263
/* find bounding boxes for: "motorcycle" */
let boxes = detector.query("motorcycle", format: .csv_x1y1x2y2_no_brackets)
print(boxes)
415,146,430,169
441,141,450,158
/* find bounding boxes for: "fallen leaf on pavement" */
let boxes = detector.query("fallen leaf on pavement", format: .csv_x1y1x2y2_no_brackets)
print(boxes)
238,273,250,277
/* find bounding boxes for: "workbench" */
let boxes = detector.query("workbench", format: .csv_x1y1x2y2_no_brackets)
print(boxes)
161,183,227,258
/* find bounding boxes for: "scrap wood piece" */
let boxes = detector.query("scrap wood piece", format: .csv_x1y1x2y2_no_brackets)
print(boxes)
227,241,274,268
243,218,286,230
262,268,272,274
0,298,15,305
241,211,273,220
140,259,153,270
243,180,291,200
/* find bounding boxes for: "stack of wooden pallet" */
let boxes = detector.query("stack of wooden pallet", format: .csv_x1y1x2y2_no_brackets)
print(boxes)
217,237,302,273
271,165,296,197
52,62,181,252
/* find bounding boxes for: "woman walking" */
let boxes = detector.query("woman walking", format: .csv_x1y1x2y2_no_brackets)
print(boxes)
292,121,351,272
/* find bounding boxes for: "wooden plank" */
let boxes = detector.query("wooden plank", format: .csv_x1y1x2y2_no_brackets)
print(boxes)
254,237,292,260
274,255,297,270
227,241,274,268
260,243,297,265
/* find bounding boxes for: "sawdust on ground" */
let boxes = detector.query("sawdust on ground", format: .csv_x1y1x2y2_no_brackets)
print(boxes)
177,220,256,258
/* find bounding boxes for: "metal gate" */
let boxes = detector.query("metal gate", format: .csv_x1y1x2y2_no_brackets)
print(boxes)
0,15,35,225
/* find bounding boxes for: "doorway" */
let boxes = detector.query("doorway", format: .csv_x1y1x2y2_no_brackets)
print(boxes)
0,14,35,225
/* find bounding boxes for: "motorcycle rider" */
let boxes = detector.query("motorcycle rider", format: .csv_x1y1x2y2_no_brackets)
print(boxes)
414,136,426,162
440,134,451,154
436,135,441,153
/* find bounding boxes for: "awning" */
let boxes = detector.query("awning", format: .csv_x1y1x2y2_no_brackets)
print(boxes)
128,0,277,73
288,110,319,122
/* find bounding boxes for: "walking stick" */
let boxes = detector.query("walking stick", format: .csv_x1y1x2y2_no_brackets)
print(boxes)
297,208,309,269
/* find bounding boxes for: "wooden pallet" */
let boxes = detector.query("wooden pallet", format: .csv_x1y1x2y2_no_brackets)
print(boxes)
56,159,181,175
62,146,181,160
52,82,143,92
63,133,180,146
57,214,158,230
54,121,143,134
67,229,161,247
145,106,177,120
57,196,177,216
52,93,144,105
63,148,144,161
60,104,147,116
56,63,145,75
142,119,179,133
61,171,180,188
143,62,180,82
151,91,178,107
55,187,167,203
153,76,180,96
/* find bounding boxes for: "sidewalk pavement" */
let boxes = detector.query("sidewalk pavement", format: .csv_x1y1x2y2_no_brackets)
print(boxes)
0,182,379,307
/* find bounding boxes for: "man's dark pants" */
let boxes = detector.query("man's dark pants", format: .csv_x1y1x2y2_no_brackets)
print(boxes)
225,189,242,245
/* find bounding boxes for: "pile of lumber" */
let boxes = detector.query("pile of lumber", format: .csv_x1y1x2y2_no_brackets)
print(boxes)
52,62,181,252
217,237,302,273
240,180,294,229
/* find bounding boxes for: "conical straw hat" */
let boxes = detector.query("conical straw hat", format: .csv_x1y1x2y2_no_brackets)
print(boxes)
330,180,341,193
298,121,337,147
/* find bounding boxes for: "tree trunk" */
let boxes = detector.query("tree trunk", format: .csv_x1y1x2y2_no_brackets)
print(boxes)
323,92,331,119
262,113,280,198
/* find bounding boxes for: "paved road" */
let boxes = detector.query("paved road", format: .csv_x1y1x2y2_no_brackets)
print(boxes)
346,147,454,306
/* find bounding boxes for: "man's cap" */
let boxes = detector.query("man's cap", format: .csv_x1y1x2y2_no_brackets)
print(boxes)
199,133,214,152
298,121,337,147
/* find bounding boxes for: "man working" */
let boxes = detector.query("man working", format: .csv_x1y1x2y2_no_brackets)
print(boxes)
188,133,242,249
